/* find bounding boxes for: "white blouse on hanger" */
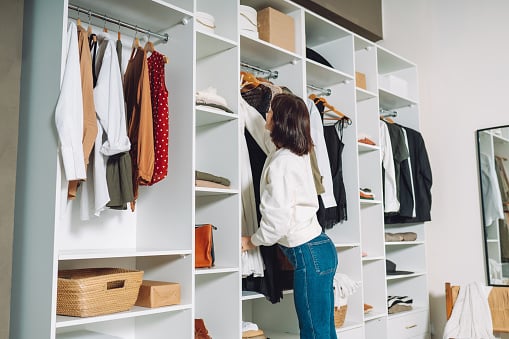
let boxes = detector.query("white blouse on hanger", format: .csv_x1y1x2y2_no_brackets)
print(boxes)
239,95,268,277
80,31,130,220
306,98,336,209
380,120,399,213
55,21,86,182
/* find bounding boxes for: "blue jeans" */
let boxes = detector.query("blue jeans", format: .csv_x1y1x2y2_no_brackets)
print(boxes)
279,232,338,339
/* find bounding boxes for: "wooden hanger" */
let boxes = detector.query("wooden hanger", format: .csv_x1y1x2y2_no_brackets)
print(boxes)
309,94,350,122
144,40,155,53
143,40,169,63
381,116,395,124
132,36,140,49
87,10,93,35
240,71,261,92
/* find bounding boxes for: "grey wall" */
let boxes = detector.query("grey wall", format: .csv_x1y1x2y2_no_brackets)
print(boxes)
0,1,24,339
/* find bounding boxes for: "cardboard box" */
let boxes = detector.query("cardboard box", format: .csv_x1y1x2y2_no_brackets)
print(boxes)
135,280,180,308
355,72,367,90
257,7,295,52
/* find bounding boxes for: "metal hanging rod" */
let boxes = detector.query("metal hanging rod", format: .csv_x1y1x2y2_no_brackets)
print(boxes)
307,84,331,96
68,4,169,43
379,108,398,118
240,62,278,80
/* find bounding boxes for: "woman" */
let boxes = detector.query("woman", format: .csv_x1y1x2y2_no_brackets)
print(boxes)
241,93,338,339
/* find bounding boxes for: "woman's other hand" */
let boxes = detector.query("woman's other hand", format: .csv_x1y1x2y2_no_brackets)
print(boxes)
241,236,256,252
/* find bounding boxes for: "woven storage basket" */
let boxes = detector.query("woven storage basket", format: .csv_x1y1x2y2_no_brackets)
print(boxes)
334,305,347,328
57,267,144,317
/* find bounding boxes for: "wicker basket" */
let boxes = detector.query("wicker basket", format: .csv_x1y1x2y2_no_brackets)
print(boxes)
334,305,347,328
57,267,144,317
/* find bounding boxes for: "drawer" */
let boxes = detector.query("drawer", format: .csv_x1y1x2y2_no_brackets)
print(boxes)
388,310,429,338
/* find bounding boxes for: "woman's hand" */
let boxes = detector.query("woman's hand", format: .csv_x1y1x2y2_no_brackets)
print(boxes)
241,236,256,252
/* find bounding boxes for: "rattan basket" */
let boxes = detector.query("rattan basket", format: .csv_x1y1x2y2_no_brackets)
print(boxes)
334,305,347,328
57,267,144,317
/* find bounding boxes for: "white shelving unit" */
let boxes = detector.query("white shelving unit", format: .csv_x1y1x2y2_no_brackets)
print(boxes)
11,0,428,338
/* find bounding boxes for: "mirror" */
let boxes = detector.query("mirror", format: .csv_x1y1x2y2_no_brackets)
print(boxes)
477,125,509,286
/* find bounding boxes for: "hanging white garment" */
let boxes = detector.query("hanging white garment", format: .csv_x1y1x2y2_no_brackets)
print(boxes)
55,21,86,182
480,152,504,226
306,98,336,209
80,31,129,220
93,32,131,156
380,120,399,212
443,282,494,339
239,96,270,277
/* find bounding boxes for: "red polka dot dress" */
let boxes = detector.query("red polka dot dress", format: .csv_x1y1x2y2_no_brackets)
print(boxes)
147,50,169,185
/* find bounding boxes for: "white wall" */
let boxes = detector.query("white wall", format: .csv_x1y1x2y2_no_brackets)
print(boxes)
381,0,509,338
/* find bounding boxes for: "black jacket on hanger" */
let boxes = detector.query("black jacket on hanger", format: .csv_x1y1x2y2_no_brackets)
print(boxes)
385,125,432,223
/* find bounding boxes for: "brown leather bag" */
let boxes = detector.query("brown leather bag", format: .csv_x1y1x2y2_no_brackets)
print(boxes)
195,318,212,339
195,224,216,268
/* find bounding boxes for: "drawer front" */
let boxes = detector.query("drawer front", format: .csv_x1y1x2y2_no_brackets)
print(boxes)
388,310,429,339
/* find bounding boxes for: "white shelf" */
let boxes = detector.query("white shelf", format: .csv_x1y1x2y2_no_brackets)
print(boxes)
386,272,426,281
196,107,237,126
356,87,377,102
58,248,191,260
240,34,301,69
69,0,192,34
379,89,417,110
306,59,352,87
196,30,237,60
195,186,239,196
194,266,239,275
55,304,192,328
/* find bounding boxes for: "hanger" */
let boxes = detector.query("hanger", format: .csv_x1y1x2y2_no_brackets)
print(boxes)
132,26,140,48
76,7,82,28
309,94,350,123
117,20,121,41
381,116,395,124
240,71,261,92
103,16,108,33
87,10,93,35
379,108,396,124
143,35,169,63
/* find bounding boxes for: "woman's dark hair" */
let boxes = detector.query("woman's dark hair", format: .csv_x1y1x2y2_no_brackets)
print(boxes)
269,93,313,156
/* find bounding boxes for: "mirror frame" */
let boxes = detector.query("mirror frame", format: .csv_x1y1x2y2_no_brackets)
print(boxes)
477,125,509,286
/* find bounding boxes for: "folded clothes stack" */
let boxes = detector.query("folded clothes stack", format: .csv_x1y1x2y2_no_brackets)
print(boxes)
387,295,413,314
359,188,374,200
242,321,266,339
196,87,234,113
384,232,417,242
195,170,231,189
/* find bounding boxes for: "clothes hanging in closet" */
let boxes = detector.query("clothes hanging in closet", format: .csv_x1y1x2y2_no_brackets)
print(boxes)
313,97,348,228
124,46,154,211
384,121,414,218
68,24,99,200
306,99,336,210
79,30,133,220
384,124,432,223
479,153,504,226
241,84,293,303
146,50,169,185
55,22,86,186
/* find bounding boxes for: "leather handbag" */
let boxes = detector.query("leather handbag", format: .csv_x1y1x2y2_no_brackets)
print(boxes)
195,224,216,268
194,318,212,339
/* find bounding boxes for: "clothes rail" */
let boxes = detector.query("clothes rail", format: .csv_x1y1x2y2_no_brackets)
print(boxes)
68,3,169,43
240,62,278,80
380,108,397,118
307,84,331,96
